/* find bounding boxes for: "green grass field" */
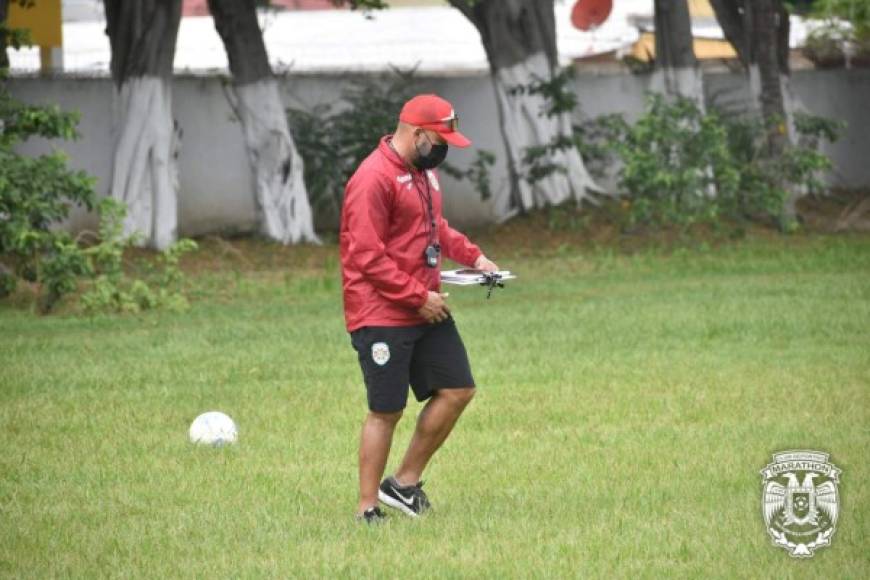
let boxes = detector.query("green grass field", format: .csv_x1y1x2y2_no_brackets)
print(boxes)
1,232,868,578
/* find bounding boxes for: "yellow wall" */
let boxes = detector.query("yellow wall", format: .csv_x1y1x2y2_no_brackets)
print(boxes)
8,0,63,47
688,0,716,19
630,31,737,62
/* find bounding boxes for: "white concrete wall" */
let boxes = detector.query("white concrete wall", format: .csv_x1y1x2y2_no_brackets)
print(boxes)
9,68,870,236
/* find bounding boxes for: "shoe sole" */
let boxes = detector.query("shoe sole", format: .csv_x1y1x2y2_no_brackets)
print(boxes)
378,490,420,518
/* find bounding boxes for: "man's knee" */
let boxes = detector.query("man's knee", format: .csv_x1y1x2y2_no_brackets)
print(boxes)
437,387,475,409
367,409,404,426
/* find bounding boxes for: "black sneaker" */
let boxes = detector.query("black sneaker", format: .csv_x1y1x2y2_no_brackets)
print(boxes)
356,506,388,525
378,476,431,517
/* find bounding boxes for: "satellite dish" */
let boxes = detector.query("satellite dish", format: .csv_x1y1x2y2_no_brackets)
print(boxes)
571,0,613,31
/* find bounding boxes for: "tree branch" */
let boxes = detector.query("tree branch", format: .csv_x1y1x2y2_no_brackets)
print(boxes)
710,0,749,67
448,0,480,28
776,0,790,74
104,0,182,86
655,0,697,69
207,0,272,84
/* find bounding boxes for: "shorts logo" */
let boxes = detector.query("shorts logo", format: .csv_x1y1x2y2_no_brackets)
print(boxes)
761,450,841,558
371,342,390,366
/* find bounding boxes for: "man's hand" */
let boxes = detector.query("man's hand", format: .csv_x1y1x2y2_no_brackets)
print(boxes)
474,255,499,273
418,291,450,323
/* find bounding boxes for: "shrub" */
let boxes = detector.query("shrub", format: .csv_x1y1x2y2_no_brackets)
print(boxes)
603,95,740,226
79,199,198,314
515,68,844,230
608,96,843,227
1,23,196,314
0,70,97,310
286,71,494,226
718,109,844,227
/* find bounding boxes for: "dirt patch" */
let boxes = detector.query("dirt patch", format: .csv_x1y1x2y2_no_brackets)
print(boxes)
797,189,870,233
124,234,336,277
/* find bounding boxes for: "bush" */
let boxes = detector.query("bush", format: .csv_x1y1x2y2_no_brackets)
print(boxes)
799,0,870,66
610,96,844,227
1,24,197,314
286,71,494,226
803,22,849,68
0,70,97,310
509,67,845,230
79,199,198,314
287,73,413,224
718,108,843,227
526,92,840,229
603,95,741,226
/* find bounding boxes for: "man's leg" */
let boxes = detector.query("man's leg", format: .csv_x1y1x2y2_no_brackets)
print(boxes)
393,387,474,486
358,410,403,514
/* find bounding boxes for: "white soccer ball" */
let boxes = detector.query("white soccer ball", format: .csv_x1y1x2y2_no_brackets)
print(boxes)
189,411,238,446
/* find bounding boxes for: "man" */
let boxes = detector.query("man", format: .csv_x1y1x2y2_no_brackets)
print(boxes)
340,94,498,523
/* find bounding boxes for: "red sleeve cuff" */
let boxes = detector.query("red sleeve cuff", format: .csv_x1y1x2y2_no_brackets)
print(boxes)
467,249,483,268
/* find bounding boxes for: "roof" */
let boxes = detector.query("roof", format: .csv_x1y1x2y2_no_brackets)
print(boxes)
182,0,341,17
8,1,809,75
9,3,637,75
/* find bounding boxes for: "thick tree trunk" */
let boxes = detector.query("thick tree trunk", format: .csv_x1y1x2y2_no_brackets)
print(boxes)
104,0,182,250
208,0,319,244
110,78,180,249
450,0,599,220
651,0,703,105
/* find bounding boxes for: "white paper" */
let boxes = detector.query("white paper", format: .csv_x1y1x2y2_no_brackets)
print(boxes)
440,269,516,286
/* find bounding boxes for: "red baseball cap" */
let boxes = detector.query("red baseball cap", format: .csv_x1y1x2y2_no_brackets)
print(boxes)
399,94,472,148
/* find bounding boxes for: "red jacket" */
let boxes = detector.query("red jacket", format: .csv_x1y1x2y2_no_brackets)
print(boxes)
340,136,482,332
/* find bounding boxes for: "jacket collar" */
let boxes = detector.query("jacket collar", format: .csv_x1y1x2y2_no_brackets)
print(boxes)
380,134,422,175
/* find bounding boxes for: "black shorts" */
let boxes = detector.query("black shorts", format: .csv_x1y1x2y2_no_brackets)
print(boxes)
350,317,475,413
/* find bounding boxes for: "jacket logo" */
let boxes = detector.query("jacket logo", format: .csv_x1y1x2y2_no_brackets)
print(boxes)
426,170,440,191
397,174,412,184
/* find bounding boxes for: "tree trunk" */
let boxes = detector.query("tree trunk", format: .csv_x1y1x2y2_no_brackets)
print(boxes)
207,0,319,244
711,0,801,223
752,0,789,156
450,0,599,220
710,0,795,144
104,0,182,250
651,0,703,105
0,0,9,70
751,0,803,223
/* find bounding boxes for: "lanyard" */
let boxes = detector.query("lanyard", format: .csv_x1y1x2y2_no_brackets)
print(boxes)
414,172,438,247
388,138,438,246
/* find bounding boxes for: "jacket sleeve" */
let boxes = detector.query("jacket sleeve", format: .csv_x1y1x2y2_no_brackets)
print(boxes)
344,171,429,309
438,216,483,267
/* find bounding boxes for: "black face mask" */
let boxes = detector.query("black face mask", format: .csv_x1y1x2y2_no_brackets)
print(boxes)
413,132,448,170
